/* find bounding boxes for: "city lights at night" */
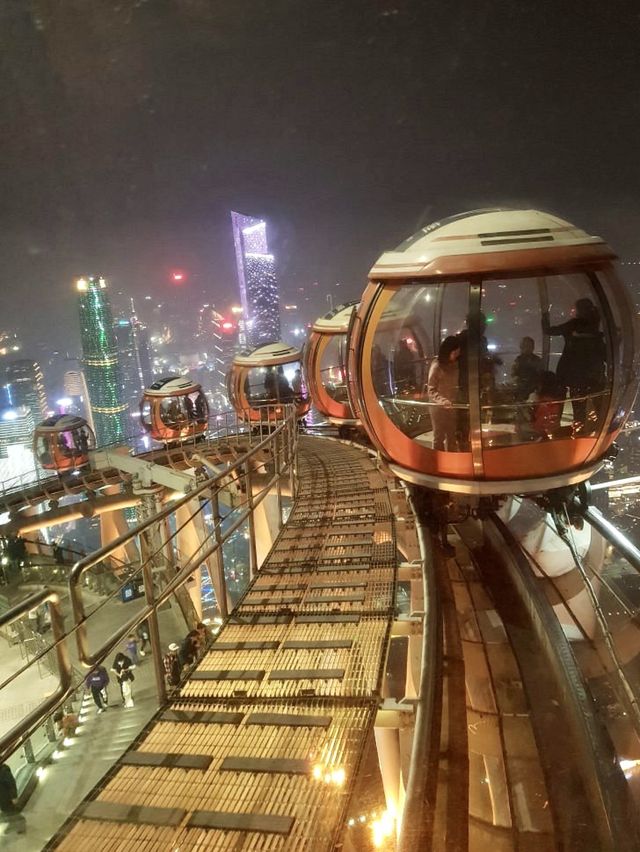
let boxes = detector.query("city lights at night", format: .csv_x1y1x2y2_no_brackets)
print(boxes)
231,211,281,346
1,5,640,851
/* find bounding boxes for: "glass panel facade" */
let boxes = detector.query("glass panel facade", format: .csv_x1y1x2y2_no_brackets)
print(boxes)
320,335,349,403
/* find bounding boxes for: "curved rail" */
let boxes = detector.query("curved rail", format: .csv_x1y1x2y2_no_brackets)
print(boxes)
68,411,297,668
480,512,639,851
0,407,276,517
397,494,442,852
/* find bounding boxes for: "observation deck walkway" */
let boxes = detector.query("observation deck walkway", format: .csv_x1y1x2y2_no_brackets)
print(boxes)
48,437,397,850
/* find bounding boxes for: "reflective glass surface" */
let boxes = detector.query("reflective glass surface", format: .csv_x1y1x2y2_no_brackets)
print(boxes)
369,270,633,477
244,361,307,406
320,335,349,403
158,390,208,428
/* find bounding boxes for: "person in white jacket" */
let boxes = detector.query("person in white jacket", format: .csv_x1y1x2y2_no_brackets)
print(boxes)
427,336,461,451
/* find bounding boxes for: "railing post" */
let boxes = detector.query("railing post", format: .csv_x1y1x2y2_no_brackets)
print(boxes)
210,490,229,618
288,415,297,501
142,553,167,706
24,738,36,761
274,429,283,527
245,463,258,578
137,491,168,706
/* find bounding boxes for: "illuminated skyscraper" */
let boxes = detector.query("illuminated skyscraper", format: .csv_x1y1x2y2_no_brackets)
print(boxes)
197,304,239,405
76,276,129,446
0,407,34,458
231,211,281,346
5,359,47,425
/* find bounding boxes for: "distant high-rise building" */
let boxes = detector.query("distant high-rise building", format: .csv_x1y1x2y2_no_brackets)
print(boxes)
113,302,154,419
76,276,129,446
231,212,281,347
63,369,94,428
197,304,239,404
0,407,34,458
5,359,47,425
63,369,86,399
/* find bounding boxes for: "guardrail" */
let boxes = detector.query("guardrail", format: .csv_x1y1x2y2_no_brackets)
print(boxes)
0,407,274,510
0,589,72,759
0,405,298,762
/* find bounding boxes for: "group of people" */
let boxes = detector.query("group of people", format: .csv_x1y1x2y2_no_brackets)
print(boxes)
85,651,136,712
84,620,213,711
260,366,305,404
161,393,207,429
163,621,213,689
423,298,607,451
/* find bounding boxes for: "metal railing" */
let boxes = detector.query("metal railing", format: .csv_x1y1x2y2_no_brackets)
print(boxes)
0,405,298,762
0,589,72,761
0,407,272,511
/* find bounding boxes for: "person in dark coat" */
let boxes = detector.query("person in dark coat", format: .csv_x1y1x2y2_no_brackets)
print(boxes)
111,652,135,707
136,620,150,656
511,336,542,401
542,298,607,433
276,367,293,403
0,764,19,814
195,621,213,655
0,764,25,833
179,630,200,667
85,665,110,713
455,312,497,449
163,643,182,688
394,339,417,394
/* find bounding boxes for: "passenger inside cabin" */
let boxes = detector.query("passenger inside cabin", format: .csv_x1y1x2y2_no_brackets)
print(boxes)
511,336,542,401
427,336,461,451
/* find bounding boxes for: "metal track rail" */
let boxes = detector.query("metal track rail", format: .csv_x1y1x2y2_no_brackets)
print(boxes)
464,512,639,852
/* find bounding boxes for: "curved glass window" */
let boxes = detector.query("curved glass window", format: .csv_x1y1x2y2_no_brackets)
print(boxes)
35,434,52,466
369,270,631,478
320,335,349,403
140,398,152,430
371,281,469,449
478,273,614,454
244,361,307,406
160,396,189,428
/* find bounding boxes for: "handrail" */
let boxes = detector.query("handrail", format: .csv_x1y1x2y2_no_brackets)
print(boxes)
20,537,130,573
69,407,296,667
0,405,297,763
0,407,260,506
0,589,72,759
397,489,442,852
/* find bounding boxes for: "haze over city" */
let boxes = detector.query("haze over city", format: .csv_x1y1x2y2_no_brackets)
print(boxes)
2,1,640,354
2,4,640,851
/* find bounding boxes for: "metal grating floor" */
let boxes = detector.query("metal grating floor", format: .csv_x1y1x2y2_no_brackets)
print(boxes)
48,437,397,851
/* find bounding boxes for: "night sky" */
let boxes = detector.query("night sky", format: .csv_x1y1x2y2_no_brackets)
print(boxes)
1,0,640,353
